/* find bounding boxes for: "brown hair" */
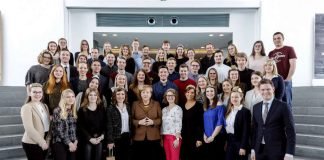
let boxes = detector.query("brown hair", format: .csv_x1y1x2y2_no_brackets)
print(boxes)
80,88,102,109
225,44,238,63
251,40,266,58
163,88,179,105
79,40,90,53
203,85,218,110
25,83,43,104
185,84,196,100
129,69,152,90
111,87,128,105
38,50,53,65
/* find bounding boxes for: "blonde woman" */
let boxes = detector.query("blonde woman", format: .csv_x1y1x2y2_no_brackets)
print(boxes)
52,89,78,160
225,87,251,160
152,48,167,73
120,44,136,74
224,44,238,67
263,59,285,100
21,83,50,160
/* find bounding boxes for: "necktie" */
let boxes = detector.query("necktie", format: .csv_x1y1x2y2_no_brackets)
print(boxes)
64,66,69,81
262,102,269,123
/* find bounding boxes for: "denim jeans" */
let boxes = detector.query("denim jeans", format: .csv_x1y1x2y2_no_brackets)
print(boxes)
283,80,293,110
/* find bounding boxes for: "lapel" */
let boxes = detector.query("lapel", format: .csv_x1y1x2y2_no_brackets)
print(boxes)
31,103,50,125
32,103,43,120
265,99,278,124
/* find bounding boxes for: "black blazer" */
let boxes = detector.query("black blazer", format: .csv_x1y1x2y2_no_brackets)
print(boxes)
106,104,131,144
251,99,296,156
69,65,78,80
230,107,251,150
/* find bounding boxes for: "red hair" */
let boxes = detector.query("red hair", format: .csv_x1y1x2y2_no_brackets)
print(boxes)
46,64,69,94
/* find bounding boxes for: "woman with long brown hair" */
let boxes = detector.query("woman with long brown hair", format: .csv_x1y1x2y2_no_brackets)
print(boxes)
47,41,60,64
225,87,251,160
43,64,70,115
120,44,136,74
57,38,74,66
129,69,152,105
74,40,90,63
224,44,238,67
203,85,226,160
106,87,132,160
78,88,106,160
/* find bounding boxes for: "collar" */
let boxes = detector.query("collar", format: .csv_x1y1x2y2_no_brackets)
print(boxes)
263,97,274,105
61,63,69,68
233,104,243,111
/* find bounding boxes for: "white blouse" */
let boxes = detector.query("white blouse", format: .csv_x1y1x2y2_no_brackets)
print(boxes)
161,105,183,135
244,89,263,115
225,105,243,134
36,103,50,132
117,105,130,133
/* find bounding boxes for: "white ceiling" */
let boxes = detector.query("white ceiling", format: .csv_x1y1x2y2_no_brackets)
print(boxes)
93,32,232,50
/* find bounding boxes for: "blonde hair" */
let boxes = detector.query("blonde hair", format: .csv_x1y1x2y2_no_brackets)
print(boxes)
114,73,128,91
58,89,77,120
155,48,167,62
263,59,279,75
226,86,244,117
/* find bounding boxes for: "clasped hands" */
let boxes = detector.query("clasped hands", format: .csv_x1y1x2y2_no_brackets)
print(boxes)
138,117,154,126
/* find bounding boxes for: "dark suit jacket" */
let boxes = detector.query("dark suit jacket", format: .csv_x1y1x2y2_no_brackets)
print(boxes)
231,107,251,150
252,99,296,156
69,65,78,80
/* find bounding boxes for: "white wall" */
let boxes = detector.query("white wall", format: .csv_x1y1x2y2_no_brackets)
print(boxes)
260,0,324,86
1,0,323,86
0,0,65,86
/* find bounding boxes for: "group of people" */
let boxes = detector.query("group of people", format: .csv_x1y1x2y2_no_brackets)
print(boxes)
21,32,296,160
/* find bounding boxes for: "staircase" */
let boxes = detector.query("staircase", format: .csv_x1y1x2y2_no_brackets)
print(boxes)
293,87,324,160
0,86,323,159
0,86,26,159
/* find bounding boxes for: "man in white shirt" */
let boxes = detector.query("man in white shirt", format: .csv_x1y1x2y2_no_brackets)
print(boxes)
251,79,295,160
205,50,231,83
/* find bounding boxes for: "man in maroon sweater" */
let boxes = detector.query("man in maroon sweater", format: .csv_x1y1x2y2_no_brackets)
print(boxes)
173,64,196,106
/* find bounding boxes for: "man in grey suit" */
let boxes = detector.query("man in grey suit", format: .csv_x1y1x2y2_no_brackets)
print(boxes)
251,79,296,160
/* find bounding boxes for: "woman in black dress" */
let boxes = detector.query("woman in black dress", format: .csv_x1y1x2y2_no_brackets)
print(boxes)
181,85,204,160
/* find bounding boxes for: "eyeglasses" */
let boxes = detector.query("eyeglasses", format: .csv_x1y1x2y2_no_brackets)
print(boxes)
82,43,88,46
32,91,43,94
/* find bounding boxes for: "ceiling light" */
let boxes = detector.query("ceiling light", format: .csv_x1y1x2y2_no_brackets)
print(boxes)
114,46,118,49
102,33,107,37
201,46,205,49
219,33,224,37
208,34,214,37
112,34,118,37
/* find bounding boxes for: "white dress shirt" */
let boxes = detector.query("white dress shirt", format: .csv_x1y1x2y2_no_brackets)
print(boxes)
225,104,243,134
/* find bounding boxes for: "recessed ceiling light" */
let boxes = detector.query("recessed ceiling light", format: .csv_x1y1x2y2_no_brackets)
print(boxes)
219,33,224,37
114,46,118,49
102,33,107,37
201,46,205,49
112,34,118,37
209,34,214,37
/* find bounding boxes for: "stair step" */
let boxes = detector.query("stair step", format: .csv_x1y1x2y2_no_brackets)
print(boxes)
0,115,22,125
0,145,25,159
0,124,24,135
0,87,26,107
296,124,324,135
296,144,324,159
294,115,324,125
0,134,23,147
293,107,324,115
297,133,324,148
0,107,21,116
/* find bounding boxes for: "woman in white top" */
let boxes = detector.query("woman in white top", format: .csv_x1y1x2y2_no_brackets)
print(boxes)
21,83,50,160
247,40,268,72
225,86,251,160
244,71,263,114
162,88,183,160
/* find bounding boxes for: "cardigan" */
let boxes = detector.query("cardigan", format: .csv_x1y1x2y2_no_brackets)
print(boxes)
132,100,162,141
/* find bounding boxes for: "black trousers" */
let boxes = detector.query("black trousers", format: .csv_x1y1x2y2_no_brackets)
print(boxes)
180,138,203,160
22,142,47,160
132,139,161,160
255,144,285,160
202,133,226,160
84,141,103,160
113,132,131,160
225,134,248,160
52,142,76,160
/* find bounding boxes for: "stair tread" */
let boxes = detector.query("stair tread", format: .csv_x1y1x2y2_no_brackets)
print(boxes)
297,133,324,138
0,134,23,138
296,123,324,127
294,114,324,117
296,144,324,150
0,124,23,127
0,145,22,151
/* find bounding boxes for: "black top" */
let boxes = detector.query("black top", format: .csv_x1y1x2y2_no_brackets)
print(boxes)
77,106,106,141
230,107,251,150
223,56,237,67
181,102,204,144
239,68,254,91
125,57,136,74
152,61,166,73
200,55,215,73
175,57,189,72
100,65,118,78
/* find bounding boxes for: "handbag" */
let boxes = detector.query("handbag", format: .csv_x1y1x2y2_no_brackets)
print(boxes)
106,148,115,160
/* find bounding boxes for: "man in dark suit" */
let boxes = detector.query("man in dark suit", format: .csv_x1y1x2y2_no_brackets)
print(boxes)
60,48,78,82
251,79,295,160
